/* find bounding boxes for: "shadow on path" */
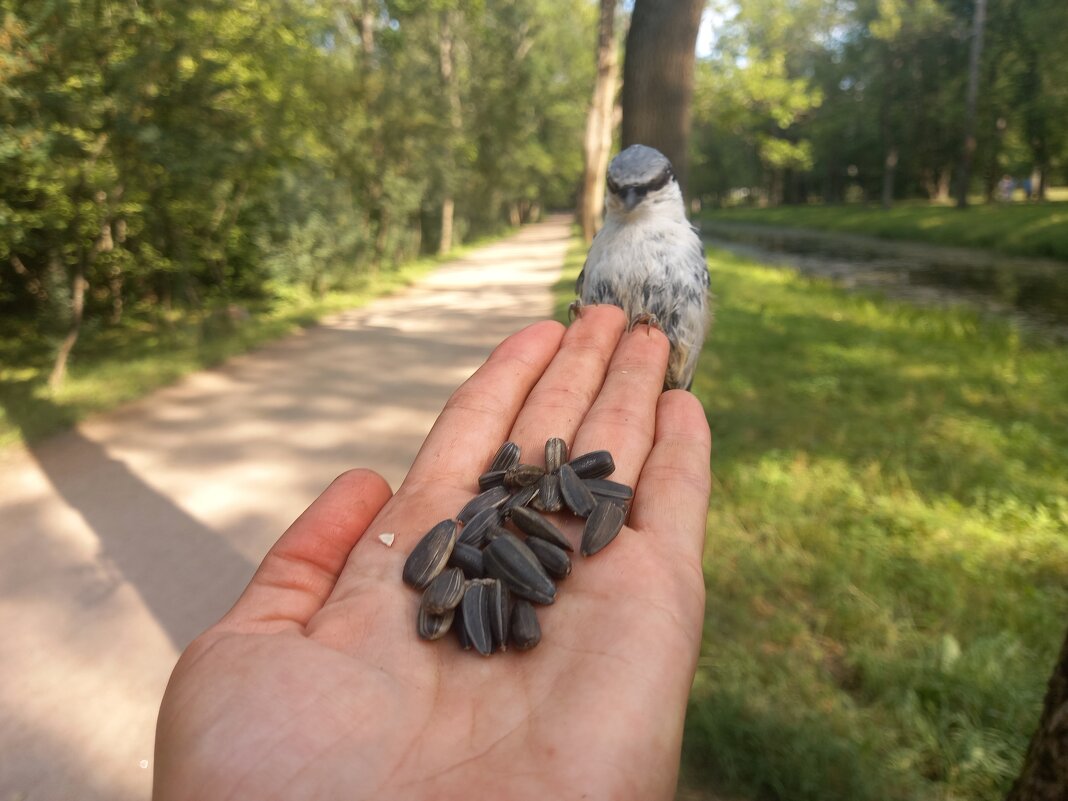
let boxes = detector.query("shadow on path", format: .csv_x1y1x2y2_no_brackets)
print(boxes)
1,378,254,650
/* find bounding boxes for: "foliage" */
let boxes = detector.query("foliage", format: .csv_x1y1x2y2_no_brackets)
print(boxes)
0,0,594,393
702,200,1068,261
690,0,1068,206
552,240,1068,801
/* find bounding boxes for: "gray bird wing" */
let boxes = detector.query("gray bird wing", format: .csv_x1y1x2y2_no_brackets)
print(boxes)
575,262,586,297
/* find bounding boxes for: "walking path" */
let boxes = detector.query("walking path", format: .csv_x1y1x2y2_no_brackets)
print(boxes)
0,216,571,801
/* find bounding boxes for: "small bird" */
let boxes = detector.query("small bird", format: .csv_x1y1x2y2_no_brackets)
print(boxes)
573,144,711,390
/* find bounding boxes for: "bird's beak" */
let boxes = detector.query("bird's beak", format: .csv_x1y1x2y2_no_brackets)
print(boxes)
622,187,641,213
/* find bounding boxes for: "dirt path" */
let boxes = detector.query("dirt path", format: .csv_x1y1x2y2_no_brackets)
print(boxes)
0,216,571,801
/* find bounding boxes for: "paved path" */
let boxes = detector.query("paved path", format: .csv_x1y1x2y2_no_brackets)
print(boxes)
0,217,571,801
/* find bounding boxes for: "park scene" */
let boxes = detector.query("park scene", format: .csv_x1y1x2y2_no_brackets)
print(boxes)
1,1,1066,799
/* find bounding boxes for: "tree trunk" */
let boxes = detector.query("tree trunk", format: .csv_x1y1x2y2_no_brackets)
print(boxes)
49,254,87,391
359,0,375,55
956,0,987,209
578,0,619,244
621,0,704,197
438,10,463,255
1007,624,1068,801
882,147,898,210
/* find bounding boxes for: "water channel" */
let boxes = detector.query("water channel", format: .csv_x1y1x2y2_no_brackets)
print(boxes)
701,220,1068,343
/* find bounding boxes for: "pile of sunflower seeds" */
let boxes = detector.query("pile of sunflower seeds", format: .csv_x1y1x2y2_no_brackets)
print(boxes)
400,438,634,655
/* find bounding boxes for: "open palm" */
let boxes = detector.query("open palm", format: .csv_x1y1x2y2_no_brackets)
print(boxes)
154,306,711,801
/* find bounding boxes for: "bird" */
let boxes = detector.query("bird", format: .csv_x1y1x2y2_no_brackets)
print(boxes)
573,144,712,391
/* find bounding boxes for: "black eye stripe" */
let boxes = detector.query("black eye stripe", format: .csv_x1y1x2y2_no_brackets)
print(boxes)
607,167,674,196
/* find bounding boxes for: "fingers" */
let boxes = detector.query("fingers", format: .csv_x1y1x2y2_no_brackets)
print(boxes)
220,469,393,633
628,390,711,562
509,305,627,456
402,320,565,489
568,323,670,488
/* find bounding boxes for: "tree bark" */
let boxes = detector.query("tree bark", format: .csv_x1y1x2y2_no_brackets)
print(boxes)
881,147,898,210
438,9,463,255
1007,624,1068,801
578,0,619,244
48,254,87,391
621,0,704,197
956,0,987,209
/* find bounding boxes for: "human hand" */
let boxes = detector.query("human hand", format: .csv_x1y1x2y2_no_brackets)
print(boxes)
153,306,711,801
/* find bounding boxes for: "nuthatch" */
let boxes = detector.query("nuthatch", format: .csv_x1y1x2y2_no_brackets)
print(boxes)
573,144,712,390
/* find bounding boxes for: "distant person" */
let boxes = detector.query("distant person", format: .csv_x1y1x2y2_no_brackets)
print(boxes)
1021,175,1033,201
997,175,1014,202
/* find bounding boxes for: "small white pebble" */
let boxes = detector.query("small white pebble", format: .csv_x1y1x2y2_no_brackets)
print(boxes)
378,532,396,547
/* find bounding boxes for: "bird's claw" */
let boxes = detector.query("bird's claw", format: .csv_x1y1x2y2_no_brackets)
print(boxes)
568,300,584,322
628,311,661,335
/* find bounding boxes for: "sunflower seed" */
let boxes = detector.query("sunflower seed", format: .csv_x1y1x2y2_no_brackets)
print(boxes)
501,484,539,517
505,463,546,489
567,450,615,479
455,603,471,650
484,532,557,605
417,607,455,640
509,506,573,552
510,599,541,650
457,485,510,524
525,536,572,579
533,472,563,513
420,567,465,614
448,541,485,578
487,578,511,651
584,478,634,504
489,441,521,472
402,519,459,589
580,500,626,556
559,463,597,517
478,469,507,492
544,437,568,473
458,506,501,548
461,580,493,656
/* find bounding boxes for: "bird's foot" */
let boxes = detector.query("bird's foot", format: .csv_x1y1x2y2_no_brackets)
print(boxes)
568,299,584,322
628,311,661,335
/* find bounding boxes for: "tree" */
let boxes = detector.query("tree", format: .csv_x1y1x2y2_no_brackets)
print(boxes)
577,0,620,244
1007,624,1068,801
621,0,705,196
956,0,988,208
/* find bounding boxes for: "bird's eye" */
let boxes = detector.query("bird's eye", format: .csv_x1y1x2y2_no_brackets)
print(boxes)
606,178,619,194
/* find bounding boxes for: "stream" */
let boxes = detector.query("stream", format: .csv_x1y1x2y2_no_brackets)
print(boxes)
702,220,1068,343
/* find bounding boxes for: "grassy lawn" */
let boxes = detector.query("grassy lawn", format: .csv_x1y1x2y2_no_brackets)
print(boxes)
0,238,503,449
554,239,1068,801
702,201,1068,262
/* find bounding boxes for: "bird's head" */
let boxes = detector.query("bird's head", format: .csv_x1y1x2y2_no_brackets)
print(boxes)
605,144,681,217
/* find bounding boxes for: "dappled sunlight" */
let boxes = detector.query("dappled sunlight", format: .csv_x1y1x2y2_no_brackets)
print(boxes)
0,219,570,801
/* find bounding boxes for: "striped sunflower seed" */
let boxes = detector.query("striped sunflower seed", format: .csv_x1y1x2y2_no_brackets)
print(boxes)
487,578,511,652
558,463,597,517
533,472,563,513
448,541,485,578
505,463,546,489
461,580,493,656
583,477,634,505
417,607,455,641
567,450,615,479
402,519,459,589
489,441,521,472
457,484,510,524
477,468,507,492
544,437,568,473
420,567,465,615
484,532,557,605
525,536,572,579
580,500,626,557
458,505,501,548
510,599,541,650
501,484,539,517
509,506,573,552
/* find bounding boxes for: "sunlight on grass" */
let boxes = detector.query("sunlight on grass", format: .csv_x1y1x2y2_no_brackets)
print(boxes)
0,234,507,449
554,240,1068,801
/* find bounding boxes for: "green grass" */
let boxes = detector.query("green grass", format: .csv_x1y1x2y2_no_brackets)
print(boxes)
554,239,1068,801
702,200,1068,262
0,237,506,448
